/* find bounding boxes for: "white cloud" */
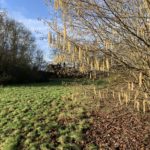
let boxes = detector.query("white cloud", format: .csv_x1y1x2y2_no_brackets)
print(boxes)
10,11,45,31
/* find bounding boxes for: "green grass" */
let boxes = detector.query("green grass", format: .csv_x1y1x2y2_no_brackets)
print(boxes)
0,79,107,150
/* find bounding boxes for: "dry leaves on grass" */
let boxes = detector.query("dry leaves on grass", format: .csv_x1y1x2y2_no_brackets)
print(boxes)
85,107,150,150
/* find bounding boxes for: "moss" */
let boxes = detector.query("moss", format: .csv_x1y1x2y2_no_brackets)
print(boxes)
57,143,81,150
69,131,82,142
40,143,49,150
24,138,32,146
2,135,20,150
86,144,98,150
57,135,70,144
58,128,69,135
0,81,93,149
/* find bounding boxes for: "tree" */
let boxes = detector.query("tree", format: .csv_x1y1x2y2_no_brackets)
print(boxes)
0,10,47,84
33,49,47,71
46,0,150,109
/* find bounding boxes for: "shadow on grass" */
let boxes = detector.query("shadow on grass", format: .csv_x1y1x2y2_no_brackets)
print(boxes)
1,78,108,87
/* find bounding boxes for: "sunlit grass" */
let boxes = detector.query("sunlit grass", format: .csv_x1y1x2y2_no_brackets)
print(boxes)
0,79,107,150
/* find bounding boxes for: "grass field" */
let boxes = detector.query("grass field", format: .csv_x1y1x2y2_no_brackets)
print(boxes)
1,78,149,150
0,79,102,150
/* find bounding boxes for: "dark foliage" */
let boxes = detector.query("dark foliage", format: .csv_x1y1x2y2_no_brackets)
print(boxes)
0,12,48,84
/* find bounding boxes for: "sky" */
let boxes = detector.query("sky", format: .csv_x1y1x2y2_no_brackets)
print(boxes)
0,0,54,62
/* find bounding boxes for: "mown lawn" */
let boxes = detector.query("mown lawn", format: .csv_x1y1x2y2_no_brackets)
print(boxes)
0,80,100,150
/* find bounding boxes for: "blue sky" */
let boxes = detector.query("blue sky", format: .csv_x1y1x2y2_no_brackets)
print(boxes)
0,0,54,62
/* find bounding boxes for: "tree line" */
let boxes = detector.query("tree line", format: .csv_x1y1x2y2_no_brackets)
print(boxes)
0,11,48,84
